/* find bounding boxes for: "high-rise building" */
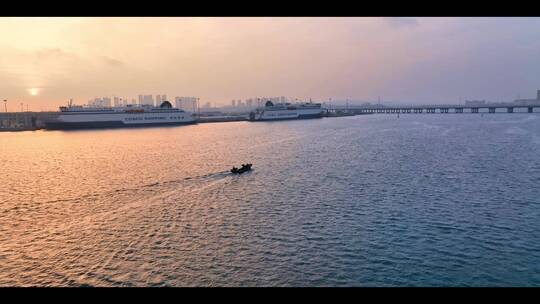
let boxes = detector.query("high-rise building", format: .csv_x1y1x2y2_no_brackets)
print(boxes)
537,90,540,100
175,97,198,111
156,95,162,105
162,94,167,101
142,95,154,106
91,97,102,107
192,98,198,112
246,99,253,107
231,100,236,107
174,96,182,109
102,97,111,107
113,97,120,107
138,95,143,105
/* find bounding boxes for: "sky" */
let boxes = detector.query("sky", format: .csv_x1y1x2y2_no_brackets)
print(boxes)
1,17,540,110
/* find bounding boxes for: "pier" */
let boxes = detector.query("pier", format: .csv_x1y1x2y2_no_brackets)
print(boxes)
0,112,63,131
0,112,41,131
195,115,247,123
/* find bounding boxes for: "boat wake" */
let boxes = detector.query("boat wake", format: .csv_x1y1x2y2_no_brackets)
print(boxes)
18,169,236,242
39,170,233,207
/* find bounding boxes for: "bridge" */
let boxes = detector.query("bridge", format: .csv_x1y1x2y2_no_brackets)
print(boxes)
330,103,540,114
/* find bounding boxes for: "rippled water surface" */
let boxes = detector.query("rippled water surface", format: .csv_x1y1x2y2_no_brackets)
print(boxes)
1,114,540,286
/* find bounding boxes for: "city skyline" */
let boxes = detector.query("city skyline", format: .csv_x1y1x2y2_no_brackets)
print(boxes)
1,17,540,111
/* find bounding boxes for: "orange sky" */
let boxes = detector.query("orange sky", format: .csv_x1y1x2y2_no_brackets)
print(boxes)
1,17,540,111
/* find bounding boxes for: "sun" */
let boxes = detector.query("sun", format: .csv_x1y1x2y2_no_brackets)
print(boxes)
28,88,39,96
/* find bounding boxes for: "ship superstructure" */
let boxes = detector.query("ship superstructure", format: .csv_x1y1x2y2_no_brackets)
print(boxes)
249,101,323,121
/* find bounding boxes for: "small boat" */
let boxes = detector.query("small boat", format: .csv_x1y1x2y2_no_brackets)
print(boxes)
231,163,252,174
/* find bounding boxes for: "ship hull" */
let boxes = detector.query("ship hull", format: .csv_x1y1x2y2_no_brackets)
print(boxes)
43,111,197,130
44,120,197,130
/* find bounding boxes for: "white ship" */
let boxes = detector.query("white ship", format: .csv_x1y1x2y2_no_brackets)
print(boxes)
44,100,196,130
249,101,324,121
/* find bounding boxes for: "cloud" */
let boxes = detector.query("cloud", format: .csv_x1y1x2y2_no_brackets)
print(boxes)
382,17,420,28
34,47,66,57
101,55,124,67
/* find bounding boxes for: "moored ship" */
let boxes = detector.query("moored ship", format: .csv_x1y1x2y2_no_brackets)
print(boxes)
249,101,323,121
44,100,196,130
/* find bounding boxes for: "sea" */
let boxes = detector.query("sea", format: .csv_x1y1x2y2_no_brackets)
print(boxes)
1,113,540,286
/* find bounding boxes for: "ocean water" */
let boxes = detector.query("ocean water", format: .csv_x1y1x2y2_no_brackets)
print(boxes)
1,114,540,286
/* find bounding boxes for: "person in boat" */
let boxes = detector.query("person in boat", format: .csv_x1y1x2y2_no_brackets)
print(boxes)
231,163,252,174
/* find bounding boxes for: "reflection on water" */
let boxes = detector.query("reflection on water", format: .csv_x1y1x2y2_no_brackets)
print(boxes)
1,114,540,286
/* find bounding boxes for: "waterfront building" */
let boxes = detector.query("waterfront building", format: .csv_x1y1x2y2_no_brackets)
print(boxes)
465,100,486,106
513,89,540,105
